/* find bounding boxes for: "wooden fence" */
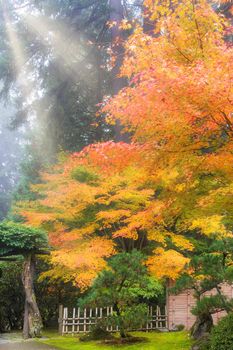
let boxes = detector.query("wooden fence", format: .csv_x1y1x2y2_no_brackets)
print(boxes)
58,305,168,335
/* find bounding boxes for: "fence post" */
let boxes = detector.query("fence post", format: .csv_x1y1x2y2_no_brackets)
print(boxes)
58,304,64,335
84,308,87,333
72,308,76,334
166,279,170,330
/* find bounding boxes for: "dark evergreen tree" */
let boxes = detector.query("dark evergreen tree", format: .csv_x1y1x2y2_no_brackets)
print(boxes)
172,237,233,339
80,250,162,338
0,1,143,156
0,104,24,219
0,221,48,338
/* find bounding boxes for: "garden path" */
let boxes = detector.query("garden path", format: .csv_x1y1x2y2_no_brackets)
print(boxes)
0,342,58,350
0,334,58,350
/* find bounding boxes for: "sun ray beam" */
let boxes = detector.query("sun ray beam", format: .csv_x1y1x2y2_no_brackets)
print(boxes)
20,13,94,85
3,7,34,108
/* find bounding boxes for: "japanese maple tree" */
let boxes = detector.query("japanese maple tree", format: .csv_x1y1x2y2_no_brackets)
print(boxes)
14,0,233,290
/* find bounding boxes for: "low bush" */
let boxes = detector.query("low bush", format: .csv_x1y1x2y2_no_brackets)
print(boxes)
79,321,113,342
210,313,233,350
176,324,185,331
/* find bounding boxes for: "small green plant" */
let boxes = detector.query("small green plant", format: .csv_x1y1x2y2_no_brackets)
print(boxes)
108,304,149,333
79,320,113,342
79,250,162,339
71,166,99,185
210,313,233,350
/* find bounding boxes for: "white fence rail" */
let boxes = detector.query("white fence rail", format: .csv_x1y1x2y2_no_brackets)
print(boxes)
58,305,168,335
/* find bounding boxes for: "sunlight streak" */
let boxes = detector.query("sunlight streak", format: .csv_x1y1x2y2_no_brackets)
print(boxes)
3,8,33,106
21,13,92,83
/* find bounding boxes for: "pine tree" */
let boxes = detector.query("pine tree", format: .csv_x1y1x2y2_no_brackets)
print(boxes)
172,237,233,339
0,221,48,338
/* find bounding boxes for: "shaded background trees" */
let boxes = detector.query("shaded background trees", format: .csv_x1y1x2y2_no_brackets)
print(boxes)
0,260,79,332
0,0,143,333
0,0,143,158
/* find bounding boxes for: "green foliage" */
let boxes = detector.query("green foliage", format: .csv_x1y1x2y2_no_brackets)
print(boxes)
80,320,113,342
0,258,80,332
210,313,233,350
0,192,11,221
130,277,164,300
13,147,44,203
0,105,24,220
80,250,162,337
172,238,233,339
71,166,99,185
9,146,46,224
0,262,24,332
173,237,233,316
35,259,80,327
192,295,233,317
0,221,48,257
80,250,162,308
109,304,148,332
0,259,80,331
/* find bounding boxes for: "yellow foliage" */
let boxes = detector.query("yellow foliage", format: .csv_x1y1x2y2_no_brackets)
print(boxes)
190,215,229,237
147,248,190,280
14,0,233,287
50,237,115,290
169,233,194,251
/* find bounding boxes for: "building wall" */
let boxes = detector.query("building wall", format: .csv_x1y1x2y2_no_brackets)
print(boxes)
167,282,233,330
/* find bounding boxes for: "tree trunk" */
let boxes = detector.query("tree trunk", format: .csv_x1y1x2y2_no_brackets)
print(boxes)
191,313,213,340
113,303,126,338
22,254,43,339
109,0,129,142
109,0,125,95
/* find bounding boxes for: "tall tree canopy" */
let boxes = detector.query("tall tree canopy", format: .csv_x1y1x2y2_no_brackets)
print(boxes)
0,0,142,158
0,0,112,156
15,0,233,291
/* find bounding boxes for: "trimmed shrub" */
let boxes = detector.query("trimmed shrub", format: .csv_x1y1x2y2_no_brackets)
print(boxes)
210,313,233,350
176,324,185,331
79,320,113,342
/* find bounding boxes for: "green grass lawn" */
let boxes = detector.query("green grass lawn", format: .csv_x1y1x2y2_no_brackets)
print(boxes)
39,331,192,350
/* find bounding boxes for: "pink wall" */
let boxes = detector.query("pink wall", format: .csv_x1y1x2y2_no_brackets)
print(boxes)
167,282,233,330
